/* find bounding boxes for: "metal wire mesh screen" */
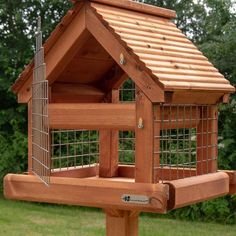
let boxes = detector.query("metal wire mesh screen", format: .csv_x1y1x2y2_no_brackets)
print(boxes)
154,104,218,182
119,79,135,165
51,130,99,172
31,18,50,185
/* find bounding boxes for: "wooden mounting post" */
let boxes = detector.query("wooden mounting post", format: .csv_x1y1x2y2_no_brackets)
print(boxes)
105,209,139,236
135,88,154,183
99,90,119,177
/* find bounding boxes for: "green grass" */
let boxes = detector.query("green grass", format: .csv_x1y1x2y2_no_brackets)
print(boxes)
0,196,235,236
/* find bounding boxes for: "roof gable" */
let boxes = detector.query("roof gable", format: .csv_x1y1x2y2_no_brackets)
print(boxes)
12,0,234,103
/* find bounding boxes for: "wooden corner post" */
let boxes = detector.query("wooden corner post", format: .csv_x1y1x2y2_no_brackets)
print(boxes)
99,90,119,177
135,88,154,183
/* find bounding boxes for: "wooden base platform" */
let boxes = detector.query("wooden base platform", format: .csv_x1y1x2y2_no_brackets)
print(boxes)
4,170,234,213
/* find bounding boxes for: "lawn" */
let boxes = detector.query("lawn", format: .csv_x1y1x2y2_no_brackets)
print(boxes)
0,196,235,236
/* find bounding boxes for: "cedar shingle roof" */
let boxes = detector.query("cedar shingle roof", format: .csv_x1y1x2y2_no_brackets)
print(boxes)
91,2,234,92
12,0,234,95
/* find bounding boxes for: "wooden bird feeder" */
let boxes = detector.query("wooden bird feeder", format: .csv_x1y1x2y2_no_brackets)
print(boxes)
4,0,236,235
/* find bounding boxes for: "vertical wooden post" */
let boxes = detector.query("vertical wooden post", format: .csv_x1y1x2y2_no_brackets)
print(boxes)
28,100,33,175
99,90,119,177
197,106,218,175
135,88,154,183
105,210,139,236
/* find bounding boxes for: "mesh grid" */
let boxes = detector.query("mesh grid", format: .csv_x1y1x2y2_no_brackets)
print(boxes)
31,18,50,185
51,130,99,172
154,104,218,182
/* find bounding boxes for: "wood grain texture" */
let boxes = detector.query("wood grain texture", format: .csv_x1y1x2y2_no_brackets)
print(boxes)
135,89,154,183
48,103,135,130
51,166,98,178
167,172,229,210
105,210,139,236
86,5,165,103
99,90,119,177
90,0,176,19
92,2,234,94
4,174,169,213
51,83,105,103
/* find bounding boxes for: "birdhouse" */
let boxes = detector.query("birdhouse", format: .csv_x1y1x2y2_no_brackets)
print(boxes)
4,0,236,235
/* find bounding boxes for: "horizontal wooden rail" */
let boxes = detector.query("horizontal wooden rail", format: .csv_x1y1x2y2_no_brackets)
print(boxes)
166,172,229,210
4,174,169,213
48,103,135,130
220,170,236,194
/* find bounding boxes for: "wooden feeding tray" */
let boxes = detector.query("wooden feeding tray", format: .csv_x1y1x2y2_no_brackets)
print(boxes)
5,0,236,235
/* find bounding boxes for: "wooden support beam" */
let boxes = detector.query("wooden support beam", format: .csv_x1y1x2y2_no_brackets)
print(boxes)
167,172,229,210
51,83,105,103
90,0,176,19
48,103,135,130
99,90,119,177
51,165,98,178
17,6,89,103
86,6,164,103
4,174,169,213
135,88,154,183
96,64,128,93
197,106,218,175
105,209,139,236
220,170,236,194
118,165,197,180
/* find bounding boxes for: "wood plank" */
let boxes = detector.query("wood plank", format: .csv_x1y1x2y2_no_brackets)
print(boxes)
99,90,119,177
98,65,128,92
92,3,175,26
167,172,229,210
106,210,139,236
86,6,165,103
197,106,218,175
90,0,176,19
219,170,236,195
117,165,197,180
107,19,186,39
167,91,225,105
4,174,169,213
113,26,197,45
135,89,154,183
48,103,135,130
98,10,180,33
51,83,105,103
17,7,89,103
51,166,98,178
162,81,235,92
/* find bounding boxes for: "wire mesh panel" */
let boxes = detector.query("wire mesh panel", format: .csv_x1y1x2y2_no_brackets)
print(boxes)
119,79,135,165
51,130,99,171
154,104,218,182
31,17,50,185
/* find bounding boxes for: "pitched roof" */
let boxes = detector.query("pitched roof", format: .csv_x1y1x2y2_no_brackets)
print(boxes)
12,0,234,96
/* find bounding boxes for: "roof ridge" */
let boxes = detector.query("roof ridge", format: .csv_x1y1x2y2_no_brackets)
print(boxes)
71,0,176,19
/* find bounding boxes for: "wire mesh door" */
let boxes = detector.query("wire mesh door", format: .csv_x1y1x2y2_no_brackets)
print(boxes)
31,18,50,185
